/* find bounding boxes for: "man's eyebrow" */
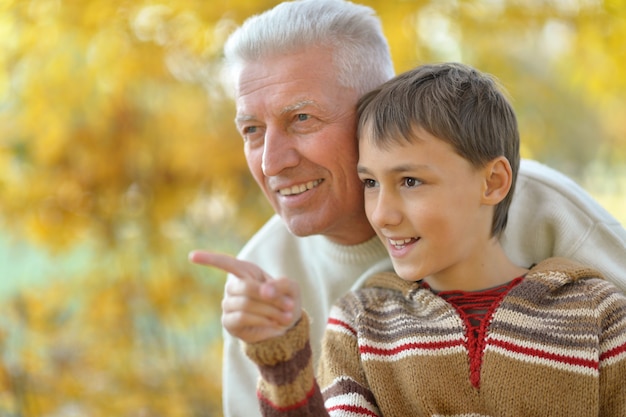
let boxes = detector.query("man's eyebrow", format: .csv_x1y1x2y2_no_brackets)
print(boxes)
281,100,316,115
235,100,318,124
235,114,255,124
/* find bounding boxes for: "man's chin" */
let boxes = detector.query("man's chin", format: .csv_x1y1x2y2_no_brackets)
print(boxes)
282,216,325,237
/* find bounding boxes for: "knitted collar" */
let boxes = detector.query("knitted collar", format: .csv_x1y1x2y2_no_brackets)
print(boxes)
362,256,604,297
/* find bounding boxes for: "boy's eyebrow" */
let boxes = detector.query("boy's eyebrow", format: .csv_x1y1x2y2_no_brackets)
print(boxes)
357,163,431,174
356,165,371,175
390,163,429,172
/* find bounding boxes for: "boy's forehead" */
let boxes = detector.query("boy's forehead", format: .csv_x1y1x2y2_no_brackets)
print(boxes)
358,122,425,146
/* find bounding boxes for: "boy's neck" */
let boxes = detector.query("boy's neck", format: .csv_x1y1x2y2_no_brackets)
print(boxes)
423,240,529,292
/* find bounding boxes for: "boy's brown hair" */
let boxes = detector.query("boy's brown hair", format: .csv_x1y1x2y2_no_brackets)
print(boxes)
357,62,520,237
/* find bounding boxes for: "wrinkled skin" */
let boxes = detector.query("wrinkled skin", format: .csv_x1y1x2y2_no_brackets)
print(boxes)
234,47,374,245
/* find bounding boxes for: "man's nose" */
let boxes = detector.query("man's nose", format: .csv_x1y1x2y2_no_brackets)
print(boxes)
261,128,299,176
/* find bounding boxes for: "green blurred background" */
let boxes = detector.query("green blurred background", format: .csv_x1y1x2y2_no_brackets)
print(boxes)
0,0,624,415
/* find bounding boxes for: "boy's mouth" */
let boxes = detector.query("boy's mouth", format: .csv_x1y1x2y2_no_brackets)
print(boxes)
388,237,419,250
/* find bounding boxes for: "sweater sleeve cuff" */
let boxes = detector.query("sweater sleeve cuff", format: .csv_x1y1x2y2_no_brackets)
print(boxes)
243,313,310,366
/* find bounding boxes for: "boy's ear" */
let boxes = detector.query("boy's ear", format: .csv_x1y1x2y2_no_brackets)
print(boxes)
481,156,512,206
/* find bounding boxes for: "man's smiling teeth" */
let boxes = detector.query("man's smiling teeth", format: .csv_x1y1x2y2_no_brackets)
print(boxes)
279,180,322,196
389,238,416,249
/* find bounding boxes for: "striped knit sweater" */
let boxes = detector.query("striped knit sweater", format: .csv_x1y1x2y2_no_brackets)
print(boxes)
244,257,626,417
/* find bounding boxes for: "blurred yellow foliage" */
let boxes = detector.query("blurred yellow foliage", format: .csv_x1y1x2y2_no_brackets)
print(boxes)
0,0,625,416
1,261,225,416
0,0,273,252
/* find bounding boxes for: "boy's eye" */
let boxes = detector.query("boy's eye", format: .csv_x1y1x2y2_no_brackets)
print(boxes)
362,178,377,188
404,177,422,187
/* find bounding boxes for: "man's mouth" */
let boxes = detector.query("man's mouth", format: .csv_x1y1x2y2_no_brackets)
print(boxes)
278,179,322,196
388,237,419,250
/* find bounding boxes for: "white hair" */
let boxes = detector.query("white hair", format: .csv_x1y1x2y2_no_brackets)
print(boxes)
223,0,394,96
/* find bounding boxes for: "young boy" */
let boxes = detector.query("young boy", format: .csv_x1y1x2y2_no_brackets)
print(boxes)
202,63,626,416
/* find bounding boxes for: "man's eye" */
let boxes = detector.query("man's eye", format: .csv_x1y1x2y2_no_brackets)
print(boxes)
240,125,265,145
296,113,310,122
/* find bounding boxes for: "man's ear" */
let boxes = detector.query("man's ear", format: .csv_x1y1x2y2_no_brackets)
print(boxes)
481,156,512,206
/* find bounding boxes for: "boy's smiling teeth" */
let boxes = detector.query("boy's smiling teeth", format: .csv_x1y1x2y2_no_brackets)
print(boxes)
389,238,417,249
279,179,322,196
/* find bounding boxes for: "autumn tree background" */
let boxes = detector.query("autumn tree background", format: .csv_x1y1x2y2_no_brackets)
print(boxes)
0,0,624,416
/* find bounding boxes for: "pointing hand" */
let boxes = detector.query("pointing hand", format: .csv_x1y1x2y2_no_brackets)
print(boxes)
189,250,302,343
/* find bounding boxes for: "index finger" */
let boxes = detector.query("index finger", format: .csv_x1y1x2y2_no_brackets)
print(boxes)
188,250,270,282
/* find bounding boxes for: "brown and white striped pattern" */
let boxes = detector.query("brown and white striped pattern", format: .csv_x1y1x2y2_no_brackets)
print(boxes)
245,257,626,417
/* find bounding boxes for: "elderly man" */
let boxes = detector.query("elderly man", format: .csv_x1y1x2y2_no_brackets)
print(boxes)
190,1,626,415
